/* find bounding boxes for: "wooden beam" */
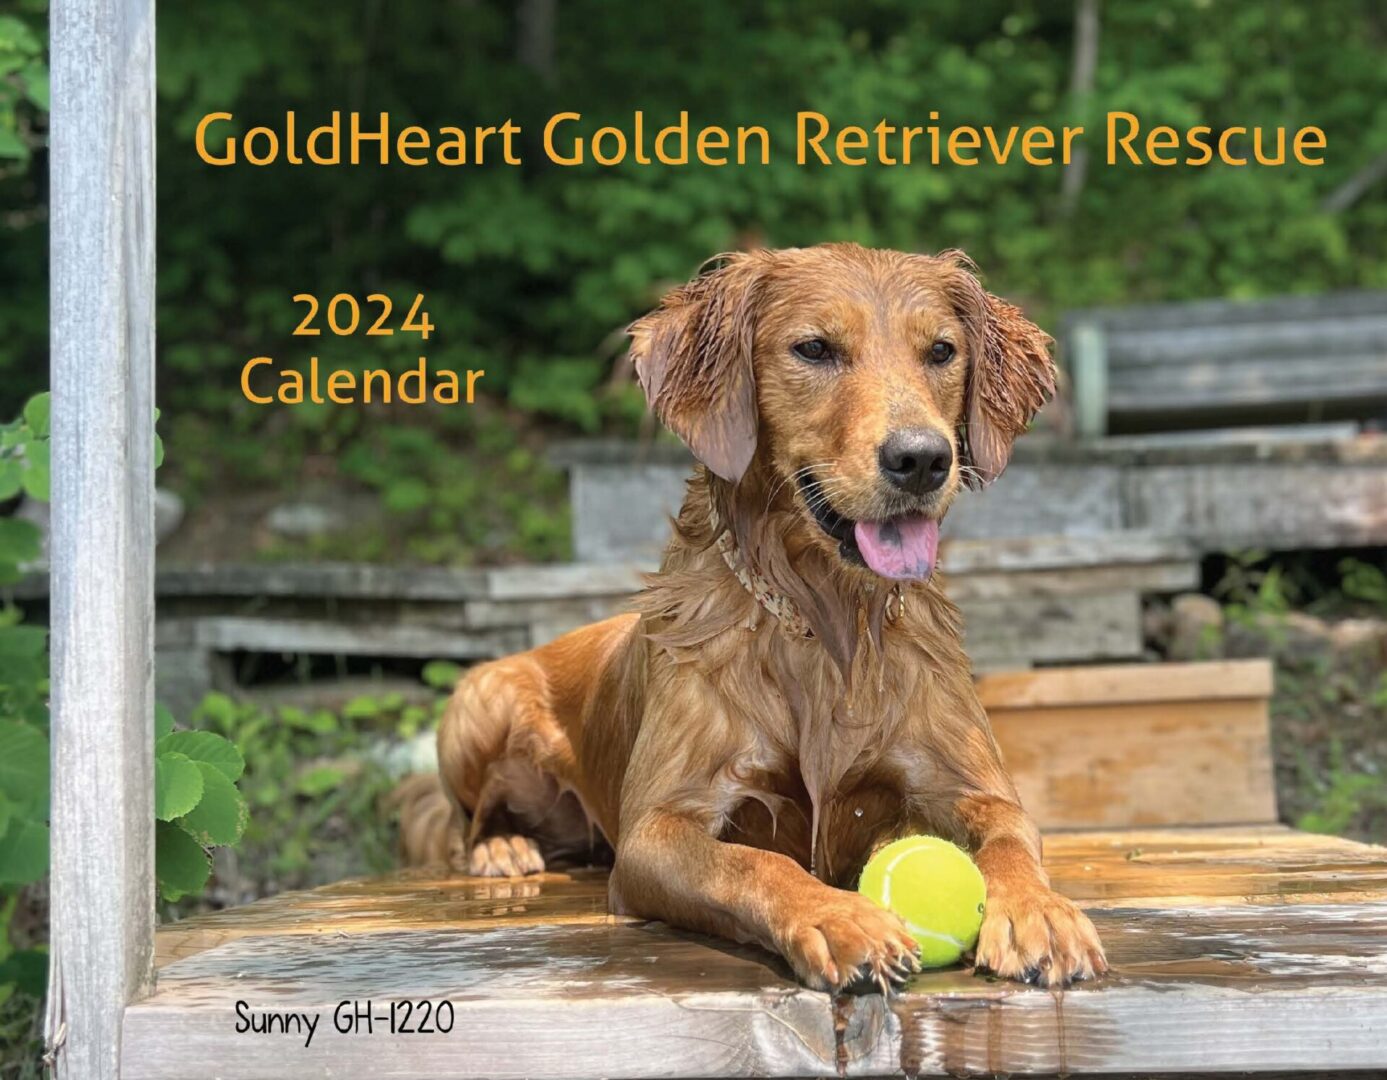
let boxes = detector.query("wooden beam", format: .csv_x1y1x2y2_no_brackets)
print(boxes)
977,659,1274,709
46,0,157,1075
123,826,1387,1077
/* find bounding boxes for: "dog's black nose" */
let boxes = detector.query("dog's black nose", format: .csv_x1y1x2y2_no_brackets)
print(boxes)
878,429,952,494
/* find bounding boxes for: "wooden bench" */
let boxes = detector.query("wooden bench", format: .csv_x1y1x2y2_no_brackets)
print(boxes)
124,658,1387,1078
1063,291,1387,438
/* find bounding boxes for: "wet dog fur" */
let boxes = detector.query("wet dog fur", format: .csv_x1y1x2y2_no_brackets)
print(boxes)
417,244,1107,990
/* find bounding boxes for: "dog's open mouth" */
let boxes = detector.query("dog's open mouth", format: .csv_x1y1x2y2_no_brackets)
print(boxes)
797,473,940,581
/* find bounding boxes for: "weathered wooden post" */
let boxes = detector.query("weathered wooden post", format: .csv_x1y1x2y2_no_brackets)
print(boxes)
45,0,157,1075
1070,321,1108,441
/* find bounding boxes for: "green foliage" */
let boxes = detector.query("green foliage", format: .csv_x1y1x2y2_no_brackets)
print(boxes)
1295,738,1387,839
9,1,1386,562
0,393,50,1040
153,721,248,901
0,393,243,1066
185,691,410,897
0,390,50,516
0,5,47,165
1339,557,1387,609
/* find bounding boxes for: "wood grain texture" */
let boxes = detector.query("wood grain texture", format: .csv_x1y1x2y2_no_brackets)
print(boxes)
149,826,1387,967
976,659,1273,708
1061,290,1387,430
46,0,157,1076
127,827,1387,1078
979,661,1275,829
993,699,1276,829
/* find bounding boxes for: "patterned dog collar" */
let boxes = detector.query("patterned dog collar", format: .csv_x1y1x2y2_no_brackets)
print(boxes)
714,529,814,638
713,528,910,640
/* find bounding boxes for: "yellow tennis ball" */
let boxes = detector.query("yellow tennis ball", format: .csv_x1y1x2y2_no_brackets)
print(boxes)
858,836,987,968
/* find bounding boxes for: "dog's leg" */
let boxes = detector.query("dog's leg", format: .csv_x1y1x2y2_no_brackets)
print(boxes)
952,791,1107,986
612,811,920,992
438,657,587,878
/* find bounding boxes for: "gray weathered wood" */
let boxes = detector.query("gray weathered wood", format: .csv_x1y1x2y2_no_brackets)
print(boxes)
1061,290,1387,431
1070,321,1108,439
120,824,1387,1078
46,0,157,1074
960,590,1142,669
1127,463,1387,549
156,616,530,661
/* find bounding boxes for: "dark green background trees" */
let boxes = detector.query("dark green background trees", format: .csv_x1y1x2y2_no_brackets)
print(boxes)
2,0,1384,562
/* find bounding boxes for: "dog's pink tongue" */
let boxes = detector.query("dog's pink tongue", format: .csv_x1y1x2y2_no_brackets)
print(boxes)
853,516,940,580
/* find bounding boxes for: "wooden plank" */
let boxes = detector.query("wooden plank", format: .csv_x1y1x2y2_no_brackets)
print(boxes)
1105,311,1387,368
1108,354,1387,411
993,698,1277,829
938,531,1195,573
1126,463,1387,548
125,913,1387,1079
487,561,651,600
149,826,1387,967
153,562,490,601
1064,289,1387,333
47,0,157,1076
125,827,1387,1078
959,591,1143,668
941,464,1124,540
463,595,633,630
977,659,1273,709
156,616,528,660
946,559,1197,601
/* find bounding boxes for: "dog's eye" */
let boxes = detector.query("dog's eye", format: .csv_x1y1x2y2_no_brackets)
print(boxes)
793,338,833,364
928,341,956,365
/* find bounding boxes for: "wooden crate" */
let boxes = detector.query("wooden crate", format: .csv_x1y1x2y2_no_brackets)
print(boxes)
980,660,1276,830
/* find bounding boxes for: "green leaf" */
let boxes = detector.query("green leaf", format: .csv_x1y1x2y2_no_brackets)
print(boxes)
0,458,21,500
422,659,462,689
0,128,27,162
0,819,49,885
155,821,209,901
177,762,247,846
20,63,48,110
341,696,379,721
20,439,48,500
154,702,175,741
0,947,48,997
21,392,49,438
0,720,48,807
154,751,203,821
157,729,244,781
0,517,40,564
294,765,345,797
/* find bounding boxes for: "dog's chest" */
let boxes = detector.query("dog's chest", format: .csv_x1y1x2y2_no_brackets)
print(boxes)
720,758,909,887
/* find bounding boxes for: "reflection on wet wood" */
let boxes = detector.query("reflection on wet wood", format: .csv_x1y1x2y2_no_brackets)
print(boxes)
128,824,1387,1077
127,891,1387,1078
154,825,1387,967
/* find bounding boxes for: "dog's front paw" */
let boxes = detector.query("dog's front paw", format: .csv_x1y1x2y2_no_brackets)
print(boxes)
778,890,920,993
975,885,1106,987
466,834,545,877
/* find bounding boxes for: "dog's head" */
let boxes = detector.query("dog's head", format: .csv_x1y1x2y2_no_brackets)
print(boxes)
629,244,1054,582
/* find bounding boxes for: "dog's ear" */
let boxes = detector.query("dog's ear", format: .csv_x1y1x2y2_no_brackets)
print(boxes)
943,255,1056,487
628,253,765,484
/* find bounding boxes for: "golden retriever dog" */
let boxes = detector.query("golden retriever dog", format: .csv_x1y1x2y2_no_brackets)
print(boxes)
425,244,1106,991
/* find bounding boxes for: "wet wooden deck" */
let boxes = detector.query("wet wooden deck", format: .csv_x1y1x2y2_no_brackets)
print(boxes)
124,825,1387,1078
